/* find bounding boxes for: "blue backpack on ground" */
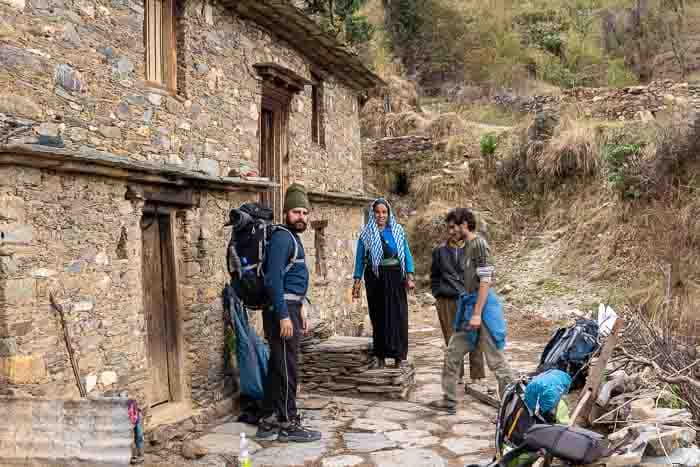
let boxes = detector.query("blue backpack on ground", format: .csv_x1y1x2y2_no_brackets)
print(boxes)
223,285,269,401
523,369,572,415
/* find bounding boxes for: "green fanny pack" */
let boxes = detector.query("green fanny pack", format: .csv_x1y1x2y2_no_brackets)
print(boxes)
380,257,400,267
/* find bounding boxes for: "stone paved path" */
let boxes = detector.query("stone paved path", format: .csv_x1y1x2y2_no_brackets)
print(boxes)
187,327,547,467
156,227,605,466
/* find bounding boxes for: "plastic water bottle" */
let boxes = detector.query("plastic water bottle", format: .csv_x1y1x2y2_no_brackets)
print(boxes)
239,432,252,467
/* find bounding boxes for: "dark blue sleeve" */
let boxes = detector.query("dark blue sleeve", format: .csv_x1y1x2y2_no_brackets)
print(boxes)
264,231,294,320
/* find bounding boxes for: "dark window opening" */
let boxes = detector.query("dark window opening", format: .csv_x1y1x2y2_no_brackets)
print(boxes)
393,171,410,196
311,75,325,148
311,220,328,279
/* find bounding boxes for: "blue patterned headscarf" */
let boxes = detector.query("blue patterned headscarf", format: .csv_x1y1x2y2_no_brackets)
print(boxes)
359,198,407,277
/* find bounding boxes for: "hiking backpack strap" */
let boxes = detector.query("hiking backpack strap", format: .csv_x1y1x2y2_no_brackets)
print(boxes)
271,225,301,273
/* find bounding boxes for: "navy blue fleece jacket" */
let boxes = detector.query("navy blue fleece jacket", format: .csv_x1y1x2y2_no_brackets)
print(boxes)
263,229,309,319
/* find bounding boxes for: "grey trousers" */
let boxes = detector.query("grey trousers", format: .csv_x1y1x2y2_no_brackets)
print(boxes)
442,326,514,404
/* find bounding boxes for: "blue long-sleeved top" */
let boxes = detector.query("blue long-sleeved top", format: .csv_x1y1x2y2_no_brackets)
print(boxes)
263,229,308,320
353,226,415,279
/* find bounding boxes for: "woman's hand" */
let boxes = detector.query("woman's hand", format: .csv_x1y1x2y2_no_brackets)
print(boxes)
406,274,416,292
352,280,362,300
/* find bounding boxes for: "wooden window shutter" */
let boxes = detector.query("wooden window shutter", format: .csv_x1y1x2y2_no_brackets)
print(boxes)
161,0,177,92
311,75,325,148
144,0,177,92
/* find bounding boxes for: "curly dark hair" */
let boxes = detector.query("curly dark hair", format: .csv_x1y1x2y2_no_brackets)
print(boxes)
450,208,477,232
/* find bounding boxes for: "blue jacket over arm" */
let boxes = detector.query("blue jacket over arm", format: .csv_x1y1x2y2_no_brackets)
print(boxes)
454,289,507,351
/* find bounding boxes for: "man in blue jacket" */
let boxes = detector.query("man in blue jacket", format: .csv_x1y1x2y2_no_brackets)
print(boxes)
256,183,321,443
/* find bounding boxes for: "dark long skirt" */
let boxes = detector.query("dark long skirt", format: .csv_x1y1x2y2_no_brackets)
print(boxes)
364,264,409,361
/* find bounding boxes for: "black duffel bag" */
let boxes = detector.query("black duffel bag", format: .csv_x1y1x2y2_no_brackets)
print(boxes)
522,424,613,465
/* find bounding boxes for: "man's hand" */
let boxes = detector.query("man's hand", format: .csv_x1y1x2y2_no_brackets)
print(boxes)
467,314,482,330
301,309,309,336
280,318,294,338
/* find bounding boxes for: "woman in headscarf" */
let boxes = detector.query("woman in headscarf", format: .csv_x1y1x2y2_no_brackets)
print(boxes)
352,198,415,368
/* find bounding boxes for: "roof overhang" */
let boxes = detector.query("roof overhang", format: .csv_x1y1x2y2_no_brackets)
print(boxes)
226,0,385,92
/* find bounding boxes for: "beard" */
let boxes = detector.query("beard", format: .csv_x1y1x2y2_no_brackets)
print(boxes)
288,220,308,233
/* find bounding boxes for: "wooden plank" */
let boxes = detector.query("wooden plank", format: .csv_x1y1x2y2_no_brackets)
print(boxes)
159,213,181,402
573,318,625,427
464,384,500,408
142,187,195,206
142,215,171,406
162,0,177,92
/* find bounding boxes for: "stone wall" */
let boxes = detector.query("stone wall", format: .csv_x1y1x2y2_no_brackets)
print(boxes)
0,396,132,466
300,203,366,337
0,0,363,192
492,80,700,121
362,136,435,195
0,0,372,422
0,165,253,410
0,163,370,417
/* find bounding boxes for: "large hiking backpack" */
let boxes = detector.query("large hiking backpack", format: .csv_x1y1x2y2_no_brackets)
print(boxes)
536,318,600,390
495,378,552,457
226,203,299,310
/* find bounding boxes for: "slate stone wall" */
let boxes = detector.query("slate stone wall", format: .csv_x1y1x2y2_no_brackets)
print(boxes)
0,0,363,191
0,0,369,420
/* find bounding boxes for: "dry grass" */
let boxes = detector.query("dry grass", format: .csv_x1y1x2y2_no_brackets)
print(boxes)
537,117,600,179
458,103,524,126
426,112,466,141
385,111,430,137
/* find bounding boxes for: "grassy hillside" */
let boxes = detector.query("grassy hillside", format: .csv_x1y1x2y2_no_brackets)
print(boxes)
317,0,700,95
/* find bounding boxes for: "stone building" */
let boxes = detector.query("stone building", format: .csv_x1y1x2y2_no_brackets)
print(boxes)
0,0,382,427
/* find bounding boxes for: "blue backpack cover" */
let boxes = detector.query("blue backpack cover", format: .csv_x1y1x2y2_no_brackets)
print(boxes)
223,285,269,400
524,369,572,415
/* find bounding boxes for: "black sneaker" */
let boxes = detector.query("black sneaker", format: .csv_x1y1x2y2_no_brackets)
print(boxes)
255,417,279,441
277,416,322,443
428,398,457,415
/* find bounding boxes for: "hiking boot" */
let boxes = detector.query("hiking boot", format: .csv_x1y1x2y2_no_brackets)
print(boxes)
278,416,322,443
255,416,279,441
429,398,457,415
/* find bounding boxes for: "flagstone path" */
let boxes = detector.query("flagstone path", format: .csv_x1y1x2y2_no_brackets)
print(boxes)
181,327,547,467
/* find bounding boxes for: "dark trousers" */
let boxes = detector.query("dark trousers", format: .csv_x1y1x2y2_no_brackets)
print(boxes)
262,302,302,423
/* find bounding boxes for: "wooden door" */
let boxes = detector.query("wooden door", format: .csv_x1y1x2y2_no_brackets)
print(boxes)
141,213,177,407
260,108,275,215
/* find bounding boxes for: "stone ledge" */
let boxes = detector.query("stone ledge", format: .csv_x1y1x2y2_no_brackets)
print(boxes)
308,190,374,205
0,144,279,193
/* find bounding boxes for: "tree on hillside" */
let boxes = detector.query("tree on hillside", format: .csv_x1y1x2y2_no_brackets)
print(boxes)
657,0,693,79
300,0,374,45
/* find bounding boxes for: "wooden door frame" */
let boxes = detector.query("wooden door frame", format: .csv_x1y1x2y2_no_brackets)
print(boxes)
141,205,186,406
260,84,292,222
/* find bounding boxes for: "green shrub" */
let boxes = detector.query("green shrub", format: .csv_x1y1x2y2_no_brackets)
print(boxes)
606,59,638,88
539,58,579,88
602,143,643,199
480,134,498,157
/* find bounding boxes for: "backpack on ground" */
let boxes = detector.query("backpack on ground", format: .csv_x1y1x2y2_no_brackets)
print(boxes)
495,378,552,457
521,424,613,465
536,318,600,390
226,202,299,310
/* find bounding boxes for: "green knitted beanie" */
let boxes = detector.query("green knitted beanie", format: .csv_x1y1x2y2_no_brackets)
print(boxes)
284,183,310,212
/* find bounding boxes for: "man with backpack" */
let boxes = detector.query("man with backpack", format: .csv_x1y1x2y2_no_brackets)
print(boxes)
255,183,322,443
430,208,513,415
